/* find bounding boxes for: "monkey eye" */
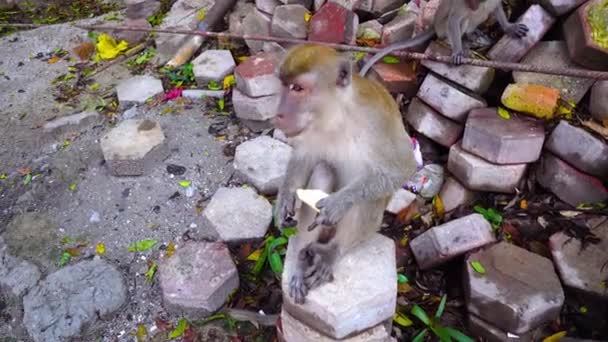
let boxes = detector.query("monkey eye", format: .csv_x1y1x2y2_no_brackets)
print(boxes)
289,84,304,92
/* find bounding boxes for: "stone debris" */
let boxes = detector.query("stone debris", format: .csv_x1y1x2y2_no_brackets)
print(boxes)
309,2,358,44
386,188,416,214
192,50,237,87
243,10,272,53
271,5,310,39
410,213,495,269
467,313,535,342
100,119,170,176
549,219,608,299
462,108,546,164
417,74,487,123
536,153,608,207
159,241,239,318
544,120,608,178
233,136,292,195
256,0,282,14
380,12,416,46
114,17,152,47
182,89,225,99
501,83,560,119
282,234,396,339
370,0,403,15
590,80,608,123
488,4,555,63
232,88,280,122
421,42,494,94
448,143,527,193
512,41,595,104
564,0,608,71
202,187,273,242
363,58,418,95
229,1,256,38
438,176,476,213
406,97,464,147
116,75,164,106
0,237,41,297
465,242,565,334
538,0,586,16
126,0,161,19
23,258,127,342
279,309,393,342
42,110,100,134
235,52,282,97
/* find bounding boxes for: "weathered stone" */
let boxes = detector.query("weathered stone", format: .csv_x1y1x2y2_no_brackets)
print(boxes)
513,41,595,104
545,120,608,178
23,258,126,342
386,188,416,214
462,108,545,164
263,41,287,54
232,89,280,121
235,52,281,97
243,10,272,53
0,237,40,296
282,234,396,339
202,187,273,241
371,0,403,14
229,1,256,37
416,0,440,34
465,242,565,334
536,153,608,207
182,89,225,99
328,0,360,10
448,143,527,193
564,0,608,71
365,58,418,95
410,213,495,269
126,0,161,19
272,5,309,39
357,19,383,41
100,119,169,176
192,50,236,86
153,0,215,65
501,83,560,119
538,0,586,16
233,136,292,195
116,75,164,105
421,41,494,94
315,0,327,10
488,5,555,63
241,118,273,133
281,0,313,8
468,314,535,342
589,80,608,123
550,219,608,299
417,74,486,123
273,128,288,143
438,176,475,213
279,309,393,342
405,97,464,148
43,110,100,134
309,2,358,44
256,0,282,14
115,17,152,46
159,241,239,318
381,12,416,46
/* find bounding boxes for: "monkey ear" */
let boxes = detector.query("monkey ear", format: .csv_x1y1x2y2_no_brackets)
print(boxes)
336,58,352,88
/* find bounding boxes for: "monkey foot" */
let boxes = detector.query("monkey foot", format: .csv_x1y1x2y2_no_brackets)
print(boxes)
507,23,529,38
289,274,308,304
304,259,334,290
450,51,467,65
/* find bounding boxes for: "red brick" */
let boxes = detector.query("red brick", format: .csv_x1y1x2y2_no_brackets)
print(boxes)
235,52,281,97
365,58,418,95
308,2,358,44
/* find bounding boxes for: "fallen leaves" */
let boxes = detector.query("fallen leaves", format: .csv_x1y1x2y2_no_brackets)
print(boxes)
168,318,189,338
96,243,106,255
128,239,158,253
145,261,158,283
73,42,96,61
470,261,486,274
95,33,128,61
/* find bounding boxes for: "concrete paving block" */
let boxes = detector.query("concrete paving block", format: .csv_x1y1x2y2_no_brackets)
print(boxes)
590,80,608,123
406,97,464,148
386,188,416,214
448,143,527,193
202,187,273,242
465,242,565,334
43,110,101,134
159,241,239,318
100,119,169,176
272,5,310,39
538,0,586,16
364,57,418,95
488,5,555,63
243,10,272,53
513,41,595,104
235,52,281,98
438,176,476,213
545,120,608,178
564,0,608,71
282,234,396,339
116,75,164,105
357,19,383,41
232,89,280,121
233,136,292,195
309,2,358,44
462,108,545,164
192,50,236,86
381,12,416,46
410,213,495,269
468,314,535,342
256,0,282,14
536,153,608,207
417,74,487,123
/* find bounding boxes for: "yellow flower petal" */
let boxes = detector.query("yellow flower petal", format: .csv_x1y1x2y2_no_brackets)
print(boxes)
96,34,129,60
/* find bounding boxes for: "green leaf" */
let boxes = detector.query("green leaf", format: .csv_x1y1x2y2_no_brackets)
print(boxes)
168,318,188,338
69,183,77,191
445,327,475,342
435,294,447,319
470,260,486,274
353,52,367,61
497,107,511,120
145,261,158,283
61,237,76,244
268,236,288,251
411,305,431,326
397,273,409,283
412,328,429,342
252,245,268,275
218,98,225,110
178,180,191,188
268,251,283,274
382,55,400,64
128,239,157,253
207,81,221,90
23,173,32,185
58,252,71,266
281,227,297,237
393,312,413,327
431,324,452,342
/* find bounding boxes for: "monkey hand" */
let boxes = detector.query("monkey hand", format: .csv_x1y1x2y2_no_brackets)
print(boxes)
275,191,297,228
506,23,528,38
308,193,352,231
289,273,308,304
450,50,467,65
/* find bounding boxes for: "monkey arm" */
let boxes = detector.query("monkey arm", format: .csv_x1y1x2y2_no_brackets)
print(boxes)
275,156,317,227
493,6,529,38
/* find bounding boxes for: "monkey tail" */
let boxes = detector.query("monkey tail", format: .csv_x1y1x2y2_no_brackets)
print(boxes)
358,29,436,77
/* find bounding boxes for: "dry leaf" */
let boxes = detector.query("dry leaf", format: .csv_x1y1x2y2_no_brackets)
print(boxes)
18,166,32,176
396,201,419,223
581,119,608,139
166,241,175,258
73,42,95,61
47,56,61,64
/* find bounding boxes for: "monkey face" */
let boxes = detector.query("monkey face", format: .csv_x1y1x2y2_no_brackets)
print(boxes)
273,74,318,138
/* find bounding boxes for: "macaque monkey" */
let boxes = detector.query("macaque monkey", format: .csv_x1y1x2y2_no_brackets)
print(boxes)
359,0,529,75
272,44,416,303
